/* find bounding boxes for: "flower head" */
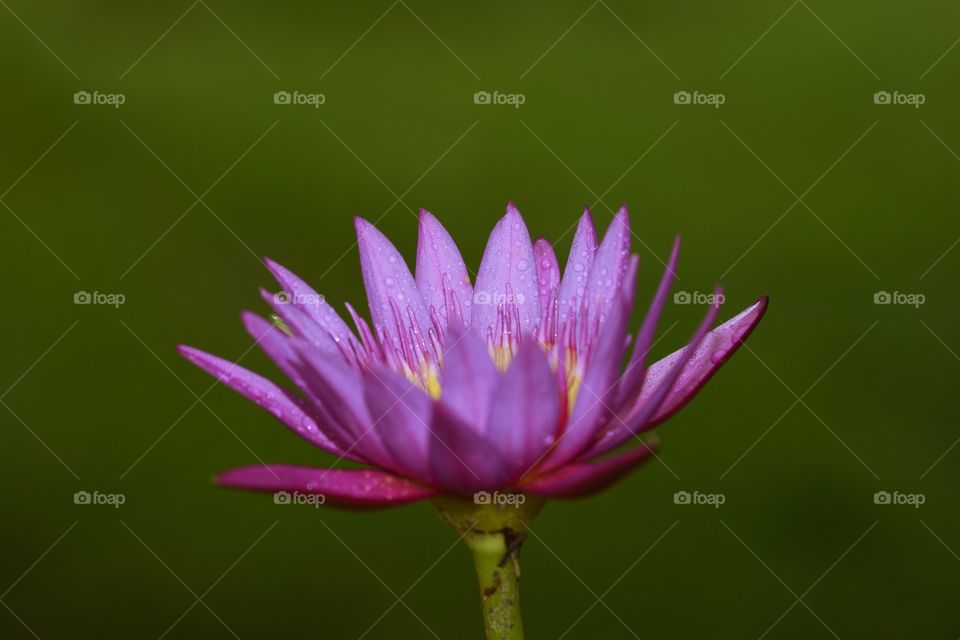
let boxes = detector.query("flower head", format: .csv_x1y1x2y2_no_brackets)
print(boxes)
179,204,766,508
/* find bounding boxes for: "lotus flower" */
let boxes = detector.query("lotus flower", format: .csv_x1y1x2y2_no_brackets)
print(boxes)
180,203,766,506
180,203,766,638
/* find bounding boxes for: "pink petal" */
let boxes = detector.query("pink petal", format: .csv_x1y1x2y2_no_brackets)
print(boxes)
616,236,681,407
362,366,433,482
217,465,436,509
639,295,768,426
557,208,597,324
241,312,361,459
354,217,434,356
263,258,354,350
471,203,541,335
533,238,560,315
416,210,473,330
290,341,398,470
521,441,658,498
437,325,499,432
583,206,631,325
486,340,561,480
583,288,728,459
177,344,347,457
543,261,634,470
429,402,507,494
259,289,351,362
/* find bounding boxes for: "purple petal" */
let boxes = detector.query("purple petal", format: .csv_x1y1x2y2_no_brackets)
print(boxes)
362,366,433,482
241,312,362,458
263,258,354,350
416,210,473,330
259,289,352,362
486,340,561,480
533,238,560,315
558,208,597,323
290,341,398,470
355,217,434,356
217,465,436,509
616,236,681,407
429,402,507,494
471,203,541,335
583,288,729,459
177,343,347,457
542,269,632,471
438,325,499,431
637,295,768,427
583,206,631,325
522,440,658,498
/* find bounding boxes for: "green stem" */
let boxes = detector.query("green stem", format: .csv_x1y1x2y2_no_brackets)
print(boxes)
433,494,544,640
465,528,524,640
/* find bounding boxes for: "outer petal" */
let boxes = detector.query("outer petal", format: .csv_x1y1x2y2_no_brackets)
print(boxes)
616,236,681,407
521,440,658,498
241,312,362,459
429,402,507,494
637,295,768,426
584,288,728,459
471,203,541,335
542,260,633,471
260,289,353,362
217,465,436,509
486,340,561,480
355,217,434,356
583,206,631,325
362,366,433,482
533,238,560,316
263,258,354,352
290,342,397,470
416,210,473,330
438,325,499,431
177,344,347,457
558,208,597,324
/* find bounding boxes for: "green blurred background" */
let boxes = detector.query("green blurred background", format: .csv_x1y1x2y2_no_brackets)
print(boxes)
2,1,959,637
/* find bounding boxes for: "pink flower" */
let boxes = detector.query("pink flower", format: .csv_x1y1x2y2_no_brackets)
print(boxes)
179,204,767,508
